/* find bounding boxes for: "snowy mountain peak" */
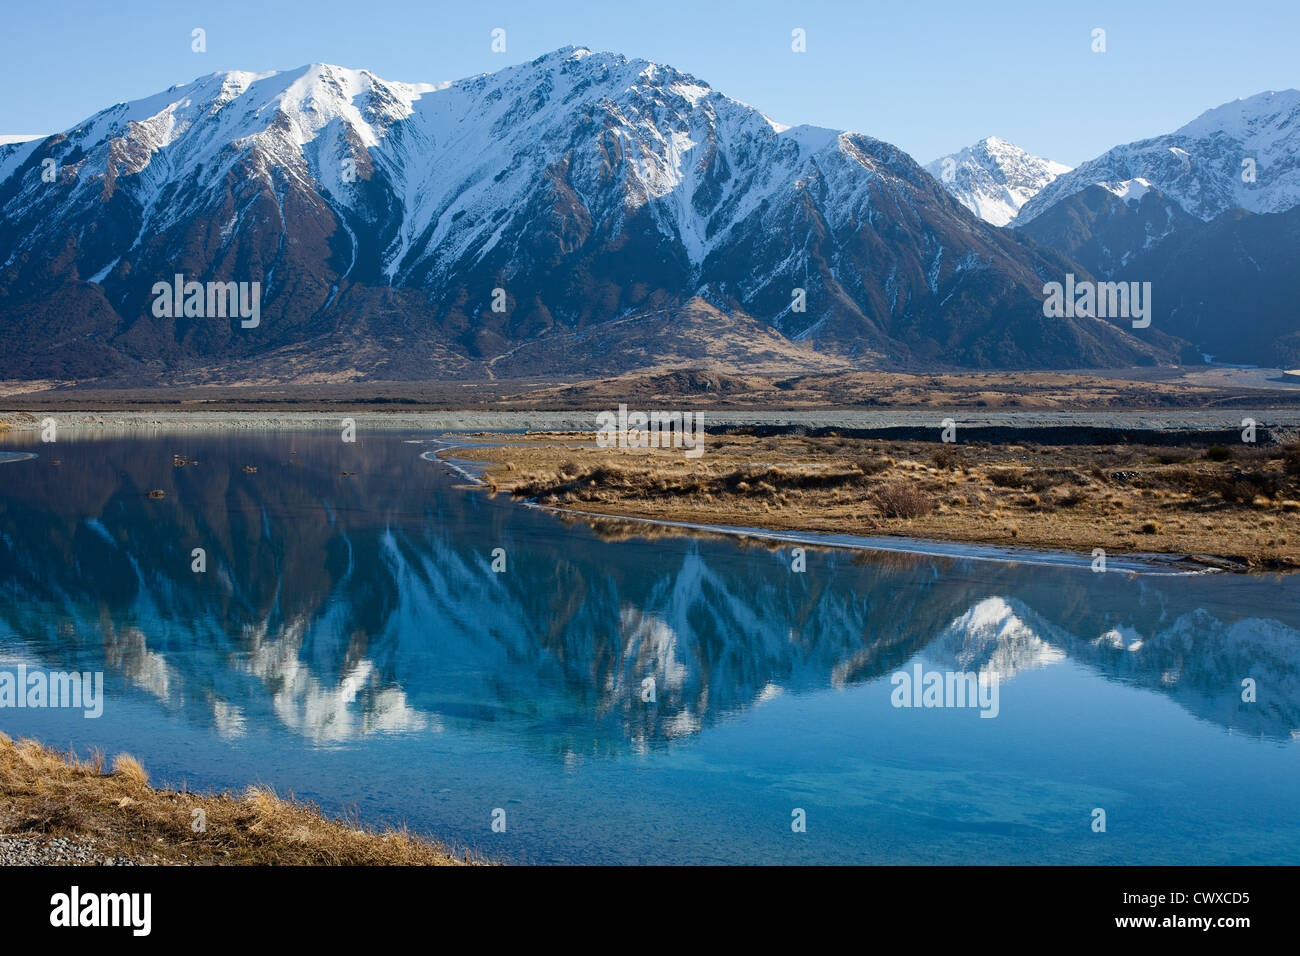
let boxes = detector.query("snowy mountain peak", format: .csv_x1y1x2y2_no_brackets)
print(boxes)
1,48,837,275
1175,89,1300,143
1018,88,1300,224
926,137,1071,226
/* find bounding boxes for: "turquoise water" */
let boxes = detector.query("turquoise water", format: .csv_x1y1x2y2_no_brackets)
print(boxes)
0,430,1296,864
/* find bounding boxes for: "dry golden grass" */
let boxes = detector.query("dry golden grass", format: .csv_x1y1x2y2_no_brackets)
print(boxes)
110,753,149,788
0,732,470,865
457,432,1300,571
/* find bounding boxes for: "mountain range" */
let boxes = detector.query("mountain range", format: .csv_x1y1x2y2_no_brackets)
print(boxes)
0,48,1295,382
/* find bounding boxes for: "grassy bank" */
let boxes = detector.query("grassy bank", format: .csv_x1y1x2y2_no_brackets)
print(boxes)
0,733,469,865
454,431,1300,571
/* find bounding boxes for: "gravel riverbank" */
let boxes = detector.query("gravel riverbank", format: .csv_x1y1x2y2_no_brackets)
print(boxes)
3,408,1300,438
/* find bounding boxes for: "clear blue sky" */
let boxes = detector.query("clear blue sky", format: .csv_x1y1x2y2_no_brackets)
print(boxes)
1,0,1295,166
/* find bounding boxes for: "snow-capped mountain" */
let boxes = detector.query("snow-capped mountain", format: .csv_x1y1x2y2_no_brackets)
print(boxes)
926,136,1071,226
1016,90,1300,367
1018,90,1300,224
0,47,1169,382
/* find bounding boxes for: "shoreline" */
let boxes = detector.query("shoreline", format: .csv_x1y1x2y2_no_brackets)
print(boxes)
3,411,1296,571
0,733,472,866
426,444,1210,574
527,503,1214,575
442,432,1300,573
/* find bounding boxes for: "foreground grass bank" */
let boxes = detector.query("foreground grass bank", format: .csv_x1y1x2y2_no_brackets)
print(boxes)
455,431,1300,571
0,733,469,865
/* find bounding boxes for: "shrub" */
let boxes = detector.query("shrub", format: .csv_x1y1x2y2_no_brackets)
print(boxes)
1054,488,1087,508
856,457,892,476
1284,444,1300,477
1217,470,1283,501
1216,479,1257,503
872,482,935,519
932,446,965,470
1028,472,1059,492
987,468,1029,489
1205,445,1233,462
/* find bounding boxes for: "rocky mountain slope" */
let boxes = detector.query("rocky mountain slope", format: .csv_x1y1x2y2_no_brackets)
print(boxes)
0,48,1172,382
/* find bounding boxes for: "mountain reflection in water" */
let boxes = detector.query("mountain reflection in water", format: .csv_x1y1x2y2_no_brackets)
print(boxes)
0,431,1296,864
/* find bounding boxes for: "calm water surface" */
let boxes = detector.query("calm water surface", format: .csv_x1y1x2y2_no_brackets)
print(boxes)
0,430,1297,864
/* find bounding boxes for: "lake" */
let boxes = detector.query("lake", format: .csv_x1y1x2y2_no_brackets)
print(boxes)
0,429,1297,864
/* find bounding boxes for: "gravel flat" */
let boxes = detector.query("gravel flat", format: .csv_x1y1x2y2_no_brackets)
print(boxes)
0,832,144,866
3,409,1300,434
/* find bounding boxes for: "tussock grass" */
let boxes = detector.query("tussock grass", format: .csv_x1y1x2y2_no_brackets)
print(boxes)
0,733,470,865
110,753,149,788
